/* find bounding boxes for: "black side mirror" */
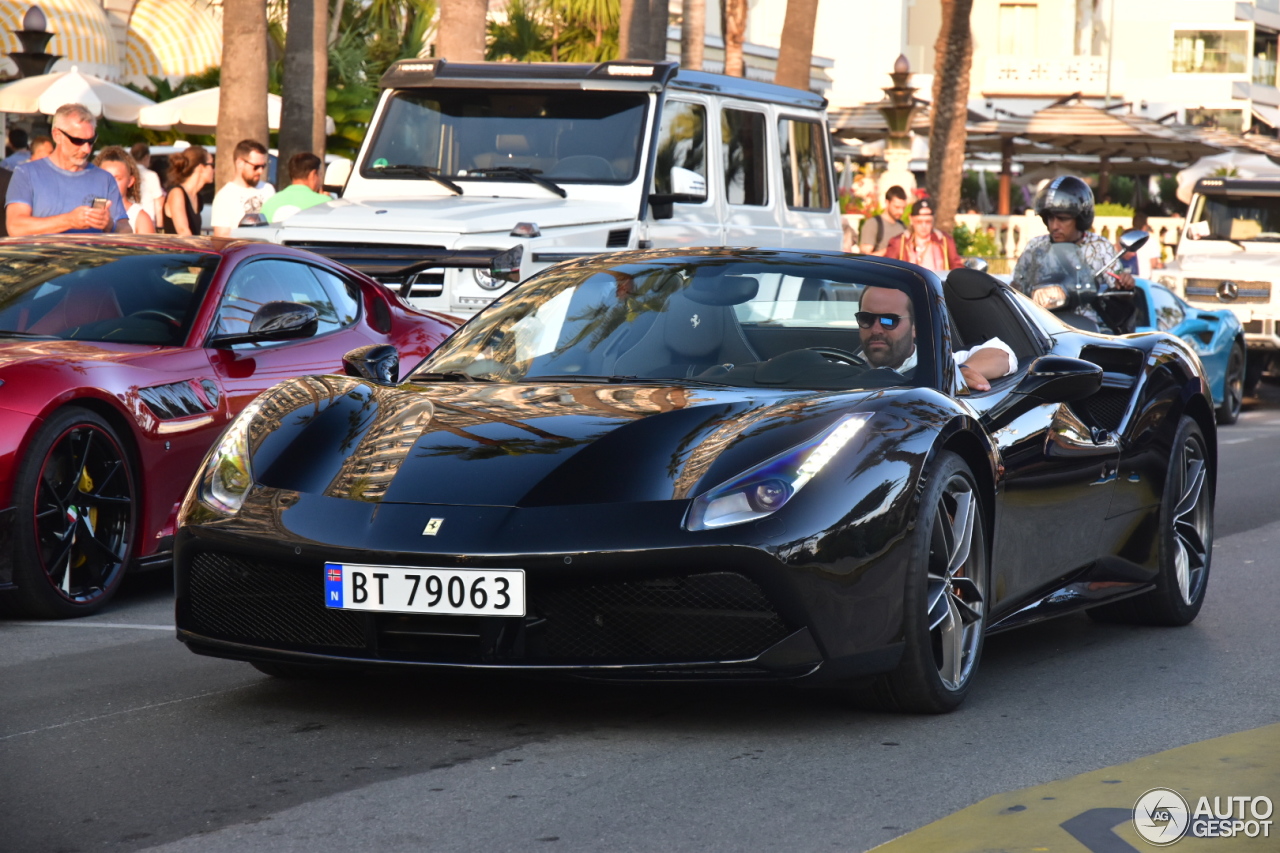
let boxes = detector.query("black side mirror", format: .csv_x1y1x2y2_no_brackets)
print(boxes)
343,344,399,385
1015,356,1103,403
210,301,318,347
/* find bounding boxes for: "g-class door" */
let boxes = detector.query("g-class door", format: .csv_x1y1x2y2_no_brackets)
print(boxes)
647,97,723,247
721,103,781,247
776,115,841,250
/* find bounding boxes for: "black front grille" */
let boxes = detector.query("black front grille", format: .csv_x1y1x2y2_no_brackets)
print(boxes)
606,228,631,248
1245,320,1265,334
529,572,789,663
187,553,366,649
283,241,446,282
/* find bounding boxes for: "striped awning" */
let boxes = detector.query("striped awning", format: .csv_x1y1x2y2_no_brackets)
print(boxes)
0,0,119,81
124,0,222,87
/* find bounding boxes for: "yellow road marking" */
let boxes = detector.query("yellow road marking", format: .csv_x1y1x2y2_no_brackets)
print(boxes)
872,722,1280,852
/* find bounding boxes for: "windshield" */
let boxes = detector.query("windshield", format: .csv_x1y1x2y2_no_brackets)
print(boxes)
415,254,936,391
1187,194,1280,243
362,88,649,185
0,245,219,345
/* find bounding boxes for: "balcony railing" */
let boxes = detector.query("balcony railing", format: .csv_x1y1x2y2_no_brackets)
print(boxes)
1254,56,1277,87
984,55,1122,96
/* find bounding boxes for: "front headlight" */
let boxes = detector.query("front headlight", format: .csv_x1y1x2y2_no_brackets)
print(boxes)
685,415,869,531
197,396,267,515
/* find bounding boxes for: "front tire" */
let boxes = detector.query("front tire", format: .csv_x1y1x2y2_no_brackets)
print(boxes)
865,451,988,713
1216,342,1244,425
9,407,137,618
1089,416,1212,626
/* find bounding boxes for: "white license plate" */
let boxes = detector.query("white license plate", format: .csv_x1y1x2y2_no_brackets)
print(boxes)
324,563,526,616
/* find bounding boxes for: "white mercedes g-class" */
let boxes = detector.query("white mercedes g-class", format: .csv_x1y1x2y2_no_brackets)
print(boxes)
1159,177,1280,393
243,59,842,317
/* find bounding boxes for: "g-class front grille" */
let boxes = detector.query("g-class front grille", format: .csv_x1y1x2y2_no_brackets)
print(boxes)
283,241,447,296
1185,278,1271,304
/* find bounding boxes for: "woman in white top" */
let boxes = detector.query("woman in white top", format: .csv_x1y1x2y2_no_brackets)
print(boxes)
94,147,156,235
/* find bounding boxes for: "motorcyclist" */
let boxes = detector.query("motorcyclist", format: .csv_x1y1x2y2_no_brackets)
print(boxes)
1012,176,1135,329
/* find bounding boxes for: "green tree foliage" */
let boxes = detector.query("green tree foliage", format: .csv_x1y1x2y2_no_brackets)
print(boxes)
487,0,619,63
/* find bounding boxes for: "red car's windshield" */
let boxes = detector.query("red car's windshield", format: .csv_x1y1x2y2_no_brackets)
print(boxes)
0,246,220,346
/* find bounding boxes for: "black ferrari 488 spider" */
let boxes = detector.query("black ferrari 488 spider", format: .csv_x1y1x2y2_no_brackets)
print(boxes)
174,248,1215,712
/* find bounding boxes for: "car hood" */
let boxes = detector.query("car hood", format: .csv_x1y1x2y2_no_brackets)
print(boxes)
248,376,878,508
277,196,632,237
0,338,156,370
1173,248,1280,272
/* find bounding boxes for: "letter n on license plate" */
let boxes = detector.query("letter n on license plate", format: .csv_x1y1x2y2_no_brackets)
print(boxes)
324,563,526,616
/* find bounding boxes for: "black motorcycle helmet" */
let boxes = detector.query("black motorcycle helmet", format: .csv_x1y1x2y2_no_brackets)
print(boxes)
1034,175,1095,232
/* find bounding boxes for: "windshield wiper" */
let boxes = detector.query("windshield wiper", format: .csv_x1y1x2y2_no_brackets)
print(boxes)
466,167,567,198
369,164,463,195
412,370,494,382
0,330,57,339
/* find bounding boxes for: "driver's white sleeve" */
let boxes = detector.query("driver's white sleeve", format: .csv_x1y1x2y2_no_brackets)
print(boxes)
953,337,1018,377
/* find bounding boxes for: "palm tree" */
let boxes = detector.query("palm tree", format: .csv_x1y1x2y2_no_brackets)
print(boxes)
438,0,487,60
721,0,746,76
217,0,270,190
279,0,328,188
774,0,817,90
620,0,667,60
681,0,704,70
926,0,974,234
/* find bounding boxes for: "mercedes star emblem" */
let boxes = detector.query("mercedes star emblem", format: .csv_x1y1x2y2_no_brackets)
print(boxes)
1218,280,1239,302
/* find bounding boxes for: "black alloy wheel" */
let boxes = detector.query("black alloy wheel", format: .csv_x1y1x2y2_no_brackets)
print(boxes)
9,408,137,618
863,451,988,713
1089,416,1213,626
1216,342,1244,425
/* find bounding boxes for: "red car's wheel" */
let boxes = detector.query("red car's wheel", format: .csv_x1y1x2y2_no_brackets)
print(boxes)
10,408,137,618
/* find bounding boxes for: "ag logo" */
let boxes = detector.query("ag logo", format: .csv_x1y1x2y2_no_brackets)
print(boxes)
422,517,444,536
1217,280,1239,302
1134,787,1190,845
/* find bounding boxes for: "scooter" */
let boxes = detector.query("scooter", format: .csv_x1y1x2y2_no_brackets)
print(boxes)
1029,229,1148,333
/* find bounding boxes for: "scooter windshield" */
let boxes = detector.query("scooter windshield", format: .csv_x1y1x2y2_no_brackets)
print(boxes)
1038,241,1096,292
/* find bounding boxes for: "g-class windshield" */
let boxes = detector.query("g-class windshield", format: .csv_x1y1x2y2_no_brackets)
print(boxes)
1187,194,1280,243
361,89,649,185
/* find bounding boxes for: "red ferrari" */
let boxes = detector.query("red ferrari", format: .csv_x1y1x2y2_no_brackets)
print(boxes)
0,236,458,618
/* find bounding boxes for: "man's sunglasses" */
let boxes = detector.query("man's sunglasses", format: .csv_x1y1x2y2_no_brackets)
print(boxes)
239,159,267,171
56,128,96,147
856,311,905,330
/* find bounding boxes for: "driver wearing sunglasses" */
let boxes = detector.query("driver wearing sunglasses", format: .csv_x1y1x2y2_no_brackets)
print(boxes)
5,102,131,237
859,286,1016,392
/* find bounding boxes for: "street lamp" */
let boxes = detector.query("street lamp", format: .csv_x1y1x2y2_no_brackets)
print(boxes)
877,54,921,194
9,5,60,79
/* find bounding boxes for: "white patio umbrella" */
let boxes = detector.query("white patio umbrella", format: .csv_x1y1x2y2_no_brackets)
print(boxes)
1175,151,1280,204
0,67,154,122
137,88,336,135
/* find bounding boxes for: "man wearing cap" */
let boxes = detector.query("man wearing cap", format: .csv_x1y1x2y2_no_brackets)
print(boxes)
884,198,964,273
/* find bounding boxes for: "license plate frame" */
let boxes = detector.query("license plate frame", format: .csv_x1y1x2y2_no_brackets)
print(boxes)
324,563,526,617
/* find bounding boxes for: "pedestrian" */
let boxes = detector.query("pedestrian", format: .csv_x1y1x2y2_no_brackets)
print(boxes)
857,185,908,256
130,141,165,224
211,139,274,237
1128,212,1164,278
161,145,213,236
883,198,964,272
5,103,130,237
1,128,30,169
28,135,53,162
95,147,156,235
260,152,330,223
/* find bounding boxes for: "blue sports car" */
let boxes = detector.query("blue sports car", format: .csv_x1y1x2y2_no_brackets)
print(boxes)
1133,278,1245,425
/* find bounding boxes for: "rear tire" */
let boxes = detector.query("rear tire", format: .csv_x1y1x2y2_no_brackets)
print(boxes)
858,451,988,713
1088,417,1212,626
1216,343,1244,425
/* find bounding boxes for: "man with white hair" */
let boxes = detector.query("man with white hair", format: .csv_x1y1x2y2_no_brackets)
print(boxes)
5,103,130,236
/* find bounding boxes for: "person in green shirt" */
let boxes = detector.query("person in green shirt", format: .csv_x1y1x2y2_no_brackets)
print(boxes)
261,152,330,223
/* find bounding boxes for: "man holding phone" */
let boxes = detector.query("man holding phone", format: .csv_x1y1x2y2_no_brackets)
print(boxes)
5,103,130,236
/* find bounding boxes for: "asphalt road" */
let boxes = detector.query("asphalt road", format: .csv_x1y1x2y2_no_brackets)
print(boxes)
4,388,1280,853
